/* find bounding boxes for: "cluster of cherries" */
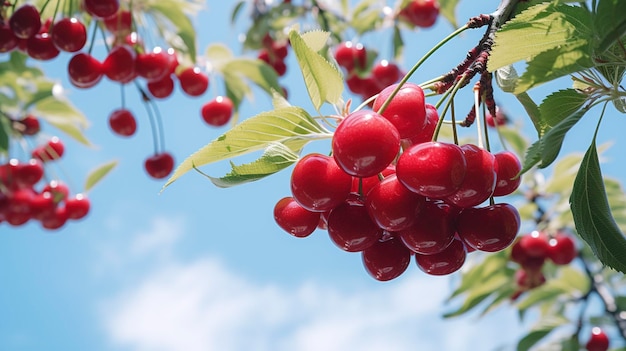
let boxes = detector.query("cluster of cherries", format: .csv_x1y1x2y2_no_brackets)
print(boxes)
0,117,90,229
274,82,523,281
398,0,440,29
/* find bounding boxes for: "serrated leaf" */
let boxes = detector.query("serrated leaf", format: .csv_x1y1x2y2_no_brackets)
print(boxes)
539,89,588,128
520,138,543,174
570,139,626,273
300,30,331,52
516,316,569,351
594,0,626,53
205,142,301,188
489,3,592,72
539,108,587,168
163,106,331,189
438,0,459,28
84,160,118,192
289,29,343,111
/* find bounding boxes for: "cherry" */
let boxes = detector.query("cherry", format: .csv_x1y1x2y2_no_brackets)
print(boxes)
43,180,70,203
486,106,509,127
65,193,91,220
327,194,382,252
18,115,41,135
359,77,385,101
144,152,175,179
372,82,427,139
68,52,103,89
515,268,546,290
334,41,367,72
404,103,438,145
400,0,440,28
103,45,137,83
351,165,396,195
147,75,175,99
273,196,320,238
32,136,65,162
270,59,287,76
396,141,467,198
548,231,577,265
371,60,402,88
9,4,41,39
29,191,56,220
290,153,352,212
0,22,19,52
493,151,522,197
365,174,425,231
414,238,466,276
517,230,550,259
103,10,132,35
135,46,171,82
445,144,496,208
456,203,520,252
201,96,234,127
510,237,546,271
586,327,609,351
177,67,209,97
26,33,60,60
13,159,44,188
51,17,87,52
332,110,400,177
40,205,68,230
7,188,34,214
83,0,120,18
399,199,458,255
108,108,137,136
345,73,367,95
362,237,411,281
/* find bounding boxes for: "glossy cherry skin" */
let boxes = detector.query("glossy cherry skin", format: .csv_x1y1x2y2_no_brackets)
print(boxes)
371,60,401,88
332,110,400,177
548,232,578,265
144,152,175,179
108,108,137,136
400,0,440,28
415,238,466,276
362,237,412,281
51,17,87,52
372,82,427,139
83,0,120,18
40,205,68,230
396,141,467,198
68,53,103,88
456,203,520,252
177,67,209,96
135,47,171,82
29,191,56,221
493,151,522,197
147,75,175,99
13,159,44,188
334,41,367,72
201,96,234,127
404,103,438,145
351,165,396,195
103,45,137,83
65,193,91,220
26,33,60,60
10,4,41,39
20,115,41,135
0,22,19,52
327,194,382,252
103,10,132,35
32,136,65,162
273,196,320,238
445,144,496,208
399,199,458,255
43,180,70,203
366,175,425,231
510,237,546,271
586,327,610,351
290,153,352,212
517,230,550,259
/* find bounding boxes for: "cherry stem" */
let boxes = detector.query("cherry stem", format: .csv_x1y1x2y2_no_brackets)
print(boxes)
40,0,53,15
87,20,98,54
481,94,492,153
473,82,484,149
433,76,467,142
450,99,458,145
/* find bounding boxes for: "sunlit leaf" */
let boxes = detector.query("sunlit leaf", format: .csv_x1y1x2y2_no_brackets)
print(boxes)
438,0,459,28
301,30,331,52
539,89,588,128
34,97,91,145
84,160,118,192
222,58,282,97
539,109,587,168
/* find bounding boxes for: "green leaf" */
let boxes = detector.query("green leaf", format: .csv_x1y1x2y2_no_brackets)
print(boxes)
0,115,10,154
536,108,587,169
222,58,282,97
392,25,404,61
350,0,382,35
515,92,545,136
539,89,588,128
497,126,528,159
443,274,510,318
204,142,301,188
34,97,91,146
570,138,626,273
438,0,459,28
516,316,569,351
84,160,118,192
300,30,331,52
519,138,543,174
146,0,198,61
489,3,593,72
289,29,344,111
230,0,246,25
594,0,626,53
163,106,331,189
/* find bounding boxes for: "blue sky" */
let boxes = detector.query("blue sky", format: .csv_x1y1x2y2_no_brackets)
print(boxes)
2,1,625,350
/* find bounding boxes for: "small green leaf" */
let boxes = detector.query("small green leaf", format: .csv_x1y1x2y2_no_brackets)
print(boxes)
539,108,587,168
84,160,118,192
289,29,344,111
230,0,246,25
594,0,626,53
392,25,404,61
539,89,588,128
0,115,10,154
570,138,626,273
163,106,331,189
438,0,459,28
516,316,569,351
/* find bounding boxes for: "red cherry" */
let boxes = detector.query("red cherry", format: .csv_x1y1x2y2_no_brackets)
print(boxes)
517,230,550,259
510,237,546,271
9,4,41,39
26,32,60,60
351,165,396,195
273,197,320,238
493,151,522,197
68,52,103,88
83,0,120,18
0,22,19,52
65,193,91,220
135,46,171,82
456,203,520,252
29,191,56,221
147,75,175,99
486,107,508,127
144,152,175,179
445,144,496,208
372,82,427,139
586,327,609,351
7,187,34,214
365,174,425,231
19,115,41,135
371,60,402,88
332,110,401,177
548,232,577,265
415,238,466,276
40,205,68,230
103,45,137,83
43,180,70,203
201,96,234,127
177,67,209,97
362,237,412,281
103,10,132,35
290,153,352,212
404,103,438,145
400,0,440,28
108,108,137,136
51,17,87,52
334,41,367,72
271,59,287,76
399,199,458,255
396,141,467,198
14,159,44,188
32,136,65,162
327,194,382,252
